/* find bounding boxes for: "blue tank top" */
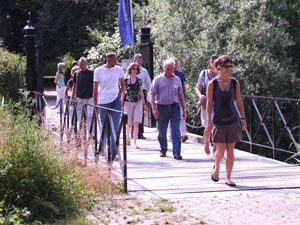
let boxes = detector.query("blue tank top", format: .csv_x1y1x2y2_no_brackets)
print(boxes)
58,72,65,87
212,77,238,125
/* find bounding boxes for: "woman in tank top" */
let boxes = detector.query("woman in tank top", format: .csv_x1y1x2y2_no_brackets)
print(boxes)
206,55,247,187
54,62,66,113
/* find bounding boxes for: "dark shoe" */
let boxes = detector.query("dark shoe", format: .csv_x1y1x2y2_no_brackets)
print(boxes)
181,135,188,142
174,153,182,160
138,134,146,139
225,179,236,187
160,151,166,157
211,165,219,182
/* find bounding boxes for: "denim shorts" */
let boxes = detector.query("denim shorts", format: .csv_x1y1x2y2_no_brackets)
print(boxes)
212,122,242,143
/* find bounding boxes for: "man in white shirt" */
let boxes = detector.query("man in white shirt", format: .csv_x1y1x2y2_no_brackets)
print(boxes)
93,52,125,157
134,54,152,139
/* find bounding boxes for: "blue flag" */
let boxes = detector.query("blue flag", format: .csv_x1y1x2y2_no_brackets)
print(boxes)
118,0,133,45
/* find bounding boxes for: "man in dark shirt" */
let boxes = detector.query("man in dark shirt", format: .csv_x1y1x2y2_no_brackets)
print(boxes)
71,57,94,137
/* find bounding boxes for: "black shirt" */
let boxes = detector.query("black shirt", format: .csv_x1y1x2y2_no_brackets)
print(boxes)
74,69,94,99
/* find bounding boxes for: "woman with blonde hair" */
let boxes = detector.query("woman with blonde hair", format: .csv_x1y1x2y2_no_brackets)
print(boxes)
206,55,247,187
122,62,147,149
54,62,66,113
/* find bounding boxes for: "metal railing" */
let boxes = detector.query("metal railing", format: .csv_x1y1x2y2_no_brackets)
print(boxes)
186,95,300,162
32,92,128,193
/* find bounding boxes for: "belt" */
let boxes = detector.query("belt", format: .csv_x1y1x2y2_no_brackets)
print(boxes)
158,102,178,107
125,99,139,103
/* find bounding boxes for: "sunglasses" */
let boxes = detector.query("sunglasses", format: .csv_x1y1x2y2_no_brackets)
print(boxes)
223,65,233,68
131,68,138,70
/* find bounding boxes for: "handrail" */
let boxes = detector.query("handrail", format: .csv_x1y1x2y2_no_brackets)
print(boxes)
31,91,128,193
186,95,300,162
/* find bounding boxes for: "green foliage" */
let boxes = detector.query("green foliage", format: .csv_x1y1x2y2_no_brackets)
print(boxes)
86,27,133,66
0,47,25,101
0,104,82,223
135,0,300,99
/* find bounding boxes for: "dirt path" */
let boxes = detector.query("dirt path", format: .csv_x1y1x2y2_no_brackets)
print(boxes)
88,189,300,225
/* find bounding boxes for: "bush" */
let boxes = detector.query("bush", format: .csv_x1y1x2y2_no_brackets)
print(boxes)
0,103,82,223
0,47,25,102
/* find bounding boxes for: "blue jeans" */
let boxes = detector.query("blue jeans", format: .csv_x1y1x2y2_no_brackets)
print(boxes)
100,97,122,156
157,103,181,155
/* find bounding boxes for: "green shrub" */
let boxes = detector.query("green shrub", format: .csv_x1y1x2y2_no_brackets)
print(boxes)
0,47,25,101
0,103,82,223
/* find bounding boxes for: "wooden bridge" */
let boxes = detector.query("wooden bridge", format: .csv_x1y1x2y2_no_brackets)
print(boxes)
44,88,300,199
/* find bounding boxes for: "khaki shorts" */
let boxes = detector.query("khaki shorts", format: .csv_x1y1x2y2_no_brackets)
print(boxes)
124,101,143,125
212,122,242,143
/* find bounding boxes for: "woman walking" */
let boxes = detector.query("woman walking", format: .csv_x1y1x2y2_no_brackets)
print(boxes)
122,63,147,149
195,54,219,155
54,62,66,113
206,55,247,187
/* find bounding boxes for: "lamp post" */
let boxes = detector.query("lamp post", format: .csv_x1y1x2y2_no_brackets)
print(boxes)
23,13,37,94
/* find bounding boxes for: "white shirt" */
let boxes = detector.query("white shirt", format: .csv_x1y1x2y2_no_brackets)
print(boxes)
136,67,151,91
94,65,124,104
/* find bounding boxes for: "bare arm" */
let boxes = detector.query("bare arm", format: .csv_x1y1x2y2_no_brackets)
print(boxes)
118,78,125,98
235,80,247,130
54,72,60,88
206,81,214,133
64,82,70,99
139,85,148,112
150,94,159,119
179,96,187,120
93,81,99,105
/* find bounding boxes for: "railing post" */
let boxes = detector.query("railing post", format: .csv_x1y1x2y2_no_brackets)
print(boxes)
123,113,128,193
272,99,275,159
250,98,253,153
298,102,300,146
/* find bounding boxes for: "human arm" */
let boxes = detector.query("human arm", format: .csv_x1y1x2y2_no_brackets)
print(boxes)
118,77,125,98
235,80,247,130
139,85,148,112
179,96,187,120
54,72,60,88
195,72,207,104
206,81,214,134
150,94,158,119
93,81,99,105
64,82,70,99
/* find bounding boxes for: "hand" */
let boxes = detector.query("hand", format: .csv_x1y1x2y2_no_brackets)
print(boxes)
143,104,148,113
182,111,187,120
206,121,213,134
200,95,207,105
241,120,247,131
152,107,159,119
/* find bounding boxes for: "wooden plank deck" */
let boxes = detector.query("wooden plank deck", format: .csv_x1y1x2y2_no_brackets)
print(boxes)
44,89,300,199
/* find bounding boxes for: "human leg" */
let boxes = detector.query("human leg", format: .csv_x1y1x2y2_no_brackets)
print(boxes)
225,142,236,185
133,122,139,149
204,128,211,155
170,103,181,157
157,105,170,154
212,143,226,181
126,124,132,146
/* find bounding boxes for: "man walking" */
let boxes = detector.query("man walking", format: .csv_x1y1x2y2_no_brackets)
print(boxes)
134,54,152,139
149,59,187,160
71,57,94,137
93,52,125,156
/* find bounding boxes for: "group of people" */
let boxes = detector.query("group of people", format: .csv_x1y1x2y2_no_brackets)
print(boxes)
54,52,247,187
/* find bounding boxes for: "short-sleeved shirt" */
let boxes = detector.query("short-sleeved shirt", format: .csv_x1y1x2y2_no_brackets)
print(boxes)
73,69,94,99
174,69,186,85
125,77,142,102
94,65,124,104
149,73,184,105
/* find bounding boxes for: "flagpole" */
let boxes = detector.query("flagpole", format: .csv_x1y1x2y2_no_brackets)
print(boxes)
129,0,135,60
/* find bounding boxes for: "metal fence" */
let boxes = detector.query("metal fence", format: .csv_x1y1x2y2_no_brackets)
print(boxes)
186,95,300,162
32,92,129,193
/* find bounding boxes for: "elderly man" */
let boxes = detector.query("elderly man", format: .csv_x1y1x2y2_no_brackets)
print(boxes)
93,52,125,156
134,53,152,139
149,59,187,160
